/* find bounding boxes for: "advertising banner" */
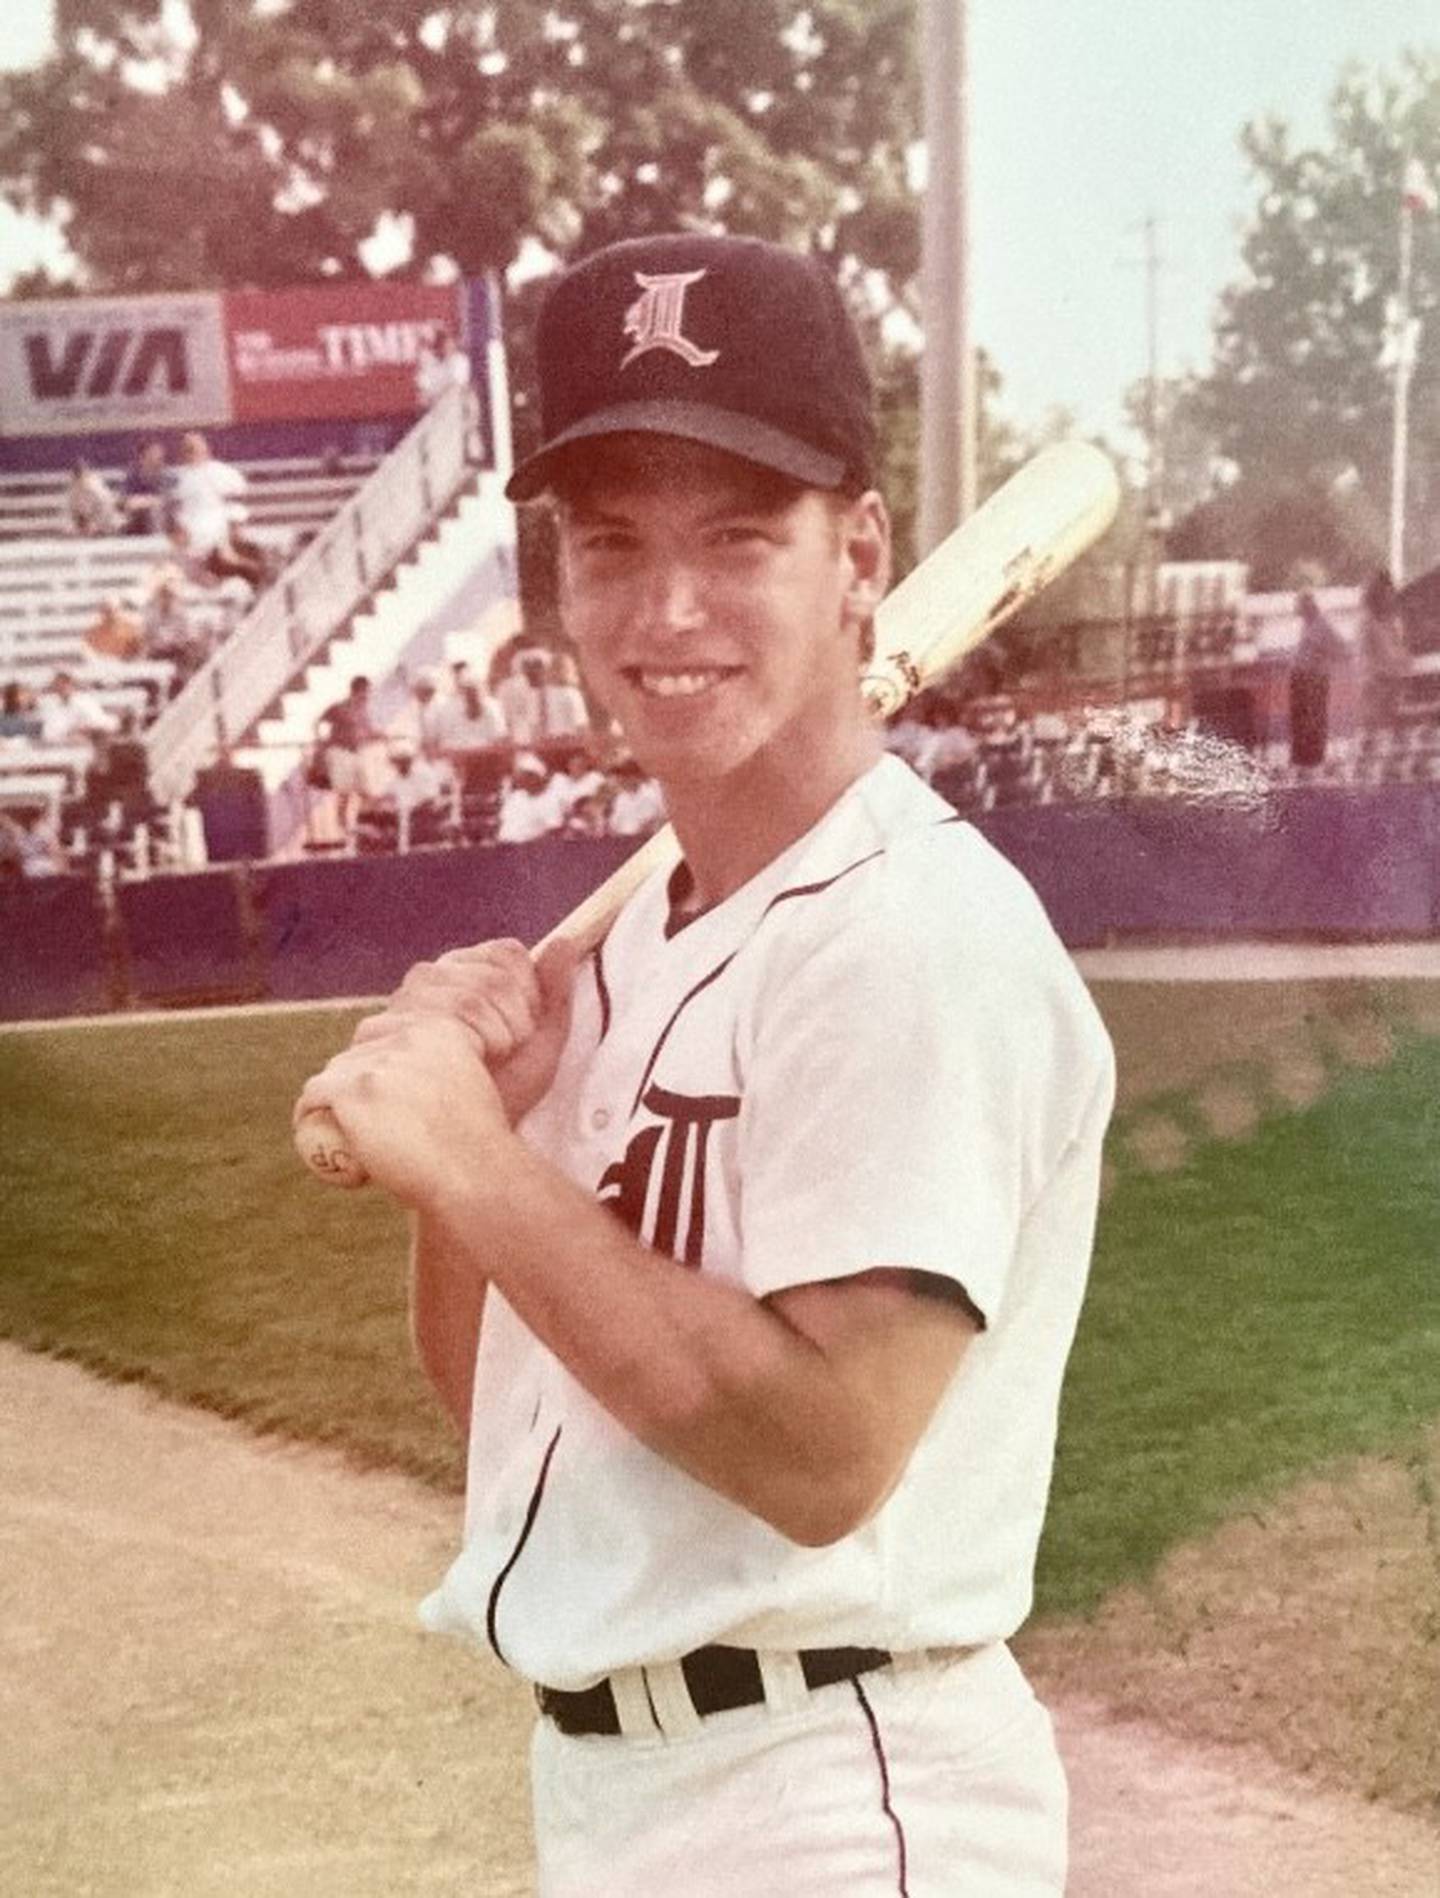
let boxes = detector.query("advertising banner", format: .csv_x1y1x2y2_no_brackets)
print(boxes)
0,291,231,438
224,281,461,423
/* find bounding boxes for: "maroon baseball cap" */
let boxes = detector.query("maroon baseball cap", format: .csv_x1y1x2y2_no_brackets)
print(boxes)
505,233,877,501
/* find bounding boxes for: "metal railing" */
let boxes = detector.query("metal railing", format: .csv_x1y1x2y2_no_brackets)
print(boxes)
143,384,474,805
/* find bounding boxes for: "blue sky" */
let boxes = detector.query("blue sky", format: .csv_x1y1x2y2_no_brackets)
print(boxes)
1,1,1434,445
969,2,1435,440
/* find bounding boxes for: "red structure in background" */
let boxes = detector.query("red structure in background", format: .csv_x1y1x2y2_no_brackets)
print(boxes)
224,282,460,424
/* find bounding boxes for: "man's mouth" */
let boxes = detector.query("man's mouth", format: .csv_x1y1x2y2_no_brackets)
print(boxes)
624,667,742,700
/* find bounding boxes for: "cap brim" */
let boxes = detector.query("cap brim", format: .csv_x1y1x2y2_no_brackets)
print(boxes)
504,399,847,501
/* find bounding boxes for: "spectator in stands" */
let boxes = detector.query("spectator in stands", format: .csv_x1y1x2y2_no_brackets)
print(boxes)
1289,587,1353,769
546,744,606,823
0,803,65,878
381,738,454,843
496,751,564,844
562,789,610,839
155,521,247,602
0,681,42,739
917,705,981,782
550,649,591,727
64,461,121,537
84,594,147,664
171,432,269,588
606,755,666,838
389,668,448,759
433,665,508,786
142,577,209,687
496,647,590,746
966,690,1020,740
38,670,119,752
119,439,174,536
316,674,385,834
494,648,546,742
415,327,473,408
1358,570,1411,735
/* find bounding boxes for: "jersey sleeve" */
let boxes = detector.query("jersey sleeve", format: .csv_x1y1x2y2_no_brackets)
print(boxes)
735,839,1109,1322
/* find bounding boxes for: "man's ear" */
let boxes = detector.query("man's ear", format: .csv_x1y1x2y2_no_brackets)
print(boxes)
841,492,892,630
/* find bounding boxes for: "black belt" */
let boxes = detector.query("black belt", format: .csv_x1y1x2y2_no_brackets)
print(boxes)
535,1643,894,1737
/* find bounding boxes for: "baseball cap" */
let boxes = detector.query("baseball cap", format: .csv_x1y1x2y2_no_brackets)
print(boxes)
506,233,877,502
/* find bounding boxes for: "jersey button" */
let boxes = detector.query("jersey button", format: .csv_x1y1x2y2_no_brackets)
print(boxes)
590,1107,611,1132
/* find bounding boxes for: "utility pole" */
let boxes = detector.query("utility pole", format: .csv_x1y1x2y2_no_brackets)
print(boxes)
1142,211,1163,532
1123,211,1167,624
919,0,976,555
1388,187,1418,586
1389,158,1437,585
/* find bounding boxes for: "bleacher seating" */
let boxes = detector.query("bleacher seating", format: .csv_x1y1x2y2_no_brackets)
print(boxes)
0,455,379,543
0,453,381,879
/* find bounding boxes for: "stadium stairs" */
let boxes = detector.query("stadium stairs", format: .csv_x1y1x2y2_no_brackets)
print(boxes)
233,468,518,858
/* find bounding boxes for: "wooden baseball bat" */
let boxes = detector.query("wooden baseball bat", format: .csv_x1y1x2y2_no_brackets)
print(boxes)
295,439,1121,1188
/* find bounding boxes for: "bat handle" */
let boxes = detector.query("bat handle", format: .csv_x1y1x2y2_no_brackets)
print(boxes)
295,1106,369,1190
293,824,686,1191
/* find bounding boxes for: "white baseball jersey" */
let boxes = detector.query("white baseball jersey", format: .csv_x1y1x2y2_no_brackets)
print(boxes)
421,755,1114,1690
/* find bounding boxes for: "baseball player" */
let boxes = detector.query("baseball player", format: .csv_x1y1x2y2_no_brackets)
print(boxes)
298,233,1114,1895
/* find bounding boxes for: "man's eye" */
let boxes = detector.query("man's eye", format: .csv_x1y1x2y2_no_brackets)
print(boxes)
714,524,768,547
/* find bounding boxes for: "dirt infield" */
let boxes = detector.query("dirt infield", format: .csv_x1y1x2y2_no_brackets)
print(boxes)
4,1346,1437,1897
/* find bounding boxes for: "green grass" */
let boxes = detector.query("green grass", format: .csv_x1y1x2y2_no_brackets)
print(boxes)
2,984,1438,1615
0,1008,461,1488
1039,1026,1440,1617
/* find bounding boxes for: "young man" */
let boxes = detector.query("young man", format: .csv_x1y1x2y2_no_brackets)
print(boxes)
298,233,1114,1895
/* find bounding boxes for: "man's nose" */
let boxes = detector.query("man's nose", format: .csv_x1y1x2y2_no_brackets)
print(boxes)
639,560,706,634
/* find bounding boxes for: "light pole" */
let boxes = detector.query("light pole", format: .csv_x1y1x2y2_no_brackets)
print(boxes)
1387,196,1416,586
1388,159,1434,586
919,0,976,555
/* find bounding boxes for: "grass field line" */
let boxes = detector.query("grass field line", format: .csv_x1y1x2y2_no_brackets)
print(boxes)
1073,939,1440,980
5,937,1440,1038
0,994,380,1035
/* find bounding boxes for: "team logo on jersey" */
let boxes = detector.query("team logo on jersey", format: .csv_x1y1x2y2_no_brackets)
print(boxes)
620,271,720,371
597,1082,739,1266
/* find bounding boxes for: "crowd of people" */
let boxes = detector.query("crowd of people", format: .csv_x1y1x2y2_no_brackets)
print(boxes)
41,432,276,699
306,647,666,854
1,430,299,881
7,383,1430,890
63,432,274,581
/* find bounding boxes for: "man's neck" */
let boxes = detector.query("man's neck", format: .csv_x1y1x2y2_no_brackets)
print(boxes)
660,726,884,914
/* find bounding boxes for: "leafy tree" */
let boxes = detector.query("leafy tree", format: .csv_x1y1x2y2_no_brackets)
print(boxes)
3,4,1071,633
0,1,919,297
1180,49,1440,581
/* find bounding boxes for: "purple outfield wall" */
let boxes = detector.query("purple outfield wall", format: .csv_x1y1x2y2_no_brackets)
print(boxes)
1,786,1437,1021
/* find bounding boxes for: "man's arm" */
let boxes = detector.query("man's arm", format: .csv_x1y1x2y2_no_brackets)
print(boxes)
316,937,578,1432
299,1008,974,1545
424,1129,974,1546
409,1213,487,1436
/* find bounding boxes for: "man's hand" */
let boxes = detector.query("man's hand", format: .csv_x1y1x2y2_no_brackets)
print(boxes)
293,1011,510,1210
354,936,578,1128
292,936,577,1208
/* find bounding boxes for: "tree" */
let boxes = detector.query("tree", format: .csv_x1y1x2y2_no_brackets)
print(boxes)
0,1,919,297
1181,49,1440,582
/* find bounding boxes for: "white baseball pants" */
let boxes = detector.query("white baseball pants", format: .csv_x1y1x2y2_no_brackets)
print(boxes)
529,1642,1067,1896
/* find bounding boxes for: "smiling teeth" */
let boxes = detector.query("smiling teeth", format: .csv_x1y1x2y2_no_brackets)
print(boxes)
637,670,728,698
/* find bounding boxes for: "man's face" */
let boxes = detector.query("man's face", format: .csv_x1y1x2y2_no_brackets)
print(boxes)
555,438,888,792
